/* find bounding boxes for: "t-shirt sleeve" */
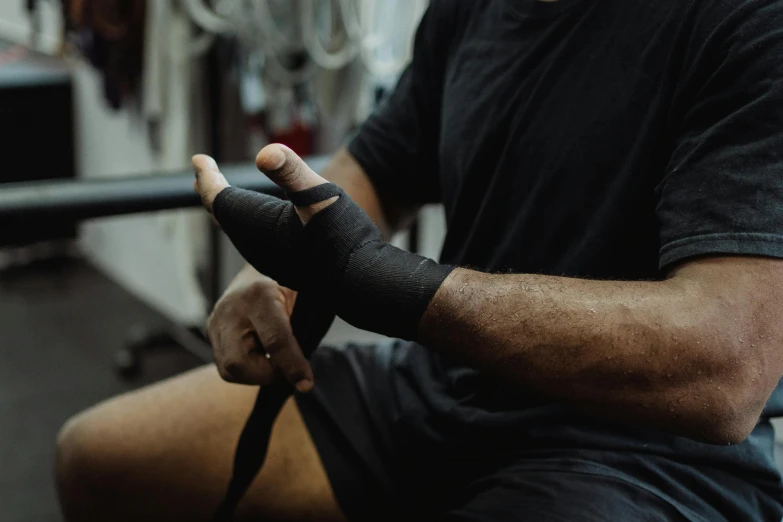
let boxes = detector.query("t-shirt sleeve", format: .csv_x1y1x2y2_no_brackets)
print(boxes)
656,1,783,270
347,4,452,206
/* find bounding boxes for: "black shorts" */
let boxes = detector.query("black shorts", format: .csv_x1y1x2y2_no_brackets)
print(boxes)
293,341,735,522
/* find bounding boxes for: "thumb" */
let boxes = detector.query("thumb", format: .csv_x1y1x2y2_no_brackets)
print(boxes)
256,144,329,194
192,154,230,215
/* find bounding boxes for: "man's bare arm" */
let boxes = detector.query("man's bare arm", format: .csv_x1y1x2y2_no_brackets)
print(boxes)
419,256,783,445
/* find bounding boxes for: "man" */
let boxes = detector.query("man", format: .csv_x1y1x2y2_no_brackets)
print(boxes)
56,0,783,520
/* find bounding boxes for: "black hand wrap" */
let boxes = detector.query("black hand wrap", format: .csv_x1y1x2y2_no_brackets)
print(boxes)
212,187,303,290
212,183,453,341
297,185,453,340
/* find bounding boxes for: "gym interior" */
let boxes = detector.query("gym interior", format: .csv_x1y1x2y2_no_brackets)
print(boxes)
0,1,434,520
3,1,783,521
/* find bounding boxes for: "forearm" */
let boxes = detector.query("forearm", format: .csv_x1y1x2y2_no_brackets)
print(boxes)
419,261,772,443
198,146,783,443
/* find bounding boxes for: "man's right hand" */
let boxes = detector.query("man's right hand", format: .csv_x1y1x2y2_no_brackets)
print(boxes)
207,265,314,392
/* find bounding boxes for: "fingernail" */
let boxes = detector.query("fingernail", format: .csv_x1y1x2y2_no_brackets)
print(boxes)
295,379,313,393
266,147,286,170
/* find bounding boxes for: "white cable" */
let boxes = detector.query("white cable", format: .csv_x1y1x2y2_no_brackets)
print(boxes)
337,0,364,40
182,0,235,35
299,0,407,74
219,1,264,52
263,51,318,86
301,0,359,70
358,0,418,77
254,0,306,54
358,0,390,52
173,0,420,85
247,0,318,86
186,33,216,57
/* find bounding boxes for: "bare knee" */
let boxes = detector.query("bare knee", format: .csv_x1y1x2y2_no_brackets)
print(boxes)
55,409,119,520
55,412,96,516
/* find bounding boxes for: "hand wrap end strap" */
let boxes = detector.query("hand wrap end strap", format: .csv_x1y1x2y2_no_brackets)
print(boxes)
288,183,344,207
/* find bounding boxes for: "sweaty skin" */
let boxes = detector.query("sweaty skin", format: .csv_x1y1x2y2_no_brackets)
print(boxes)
420,258,783,445
195,144,783,445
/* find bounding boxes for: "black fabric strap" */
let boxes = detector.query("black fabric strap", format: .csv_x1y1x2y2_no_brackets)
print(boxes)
212,293,335,522
211,382,291,522
213,187,303,291
288,183,344,207
300,195,454,341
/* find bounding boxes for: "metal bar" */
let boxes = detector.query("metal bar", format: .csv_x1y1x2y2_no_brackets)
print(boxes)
0,157,330,223
208,42,225,308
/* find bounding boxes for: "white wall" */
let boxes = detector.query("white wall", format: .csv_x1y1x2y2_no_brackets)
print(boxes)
72,62,208,324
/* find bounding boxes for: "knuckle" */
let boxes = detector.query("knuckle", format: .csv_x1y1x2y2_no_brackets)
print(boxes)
279,162,303,186
216,365,237,383
220,358,245,383
241,332,260,352
262,331,286,354
206,312,217,336
210,299,233,323
223,358,242,375
264,338,308,380
245,279,275,301
206,312,231,347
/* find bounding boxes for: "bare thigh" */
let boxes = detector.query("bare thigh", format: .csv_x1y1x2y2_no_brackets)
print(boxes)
56,365,346,522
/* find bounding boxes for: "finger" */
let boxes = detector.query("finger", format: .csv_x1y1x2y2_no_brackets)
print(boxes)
249,301,314,393
255,144,328,194
193,179,222,227
192,154,231,214
255,144,338,223
208,321,276,386
220,349,277,386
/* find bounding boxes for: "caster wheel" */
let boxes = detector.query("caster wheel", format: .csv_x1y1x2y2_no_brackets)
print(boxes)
114,324,148,379
114,346,140,378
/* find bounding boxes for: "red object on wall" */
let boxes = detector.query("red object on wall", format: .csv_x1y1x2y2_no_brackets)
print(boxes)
270,120,314,157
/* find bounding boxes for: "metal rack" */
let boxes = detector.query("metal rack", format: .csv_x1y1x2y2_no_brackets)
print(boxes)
0,157,329,374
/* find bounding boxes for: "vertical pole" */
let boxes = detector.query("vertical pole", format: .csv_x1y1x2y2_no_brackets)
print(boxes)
207,39,223,308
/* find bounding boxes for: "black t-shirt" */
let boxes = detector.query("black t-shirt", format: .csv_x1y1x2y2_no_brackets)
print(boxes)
348,0,783,519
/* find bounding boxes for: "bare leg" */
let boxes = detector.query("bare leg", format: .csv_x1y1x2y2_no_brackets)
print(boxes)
55,365,346,522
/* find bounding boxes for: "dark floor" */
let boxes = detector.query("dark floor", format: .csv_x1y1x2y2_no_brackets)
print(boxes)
0,256,200,522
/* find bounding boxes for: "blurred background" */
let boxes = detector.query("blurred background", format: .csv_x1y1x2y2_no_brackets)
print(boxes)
0,1,446,520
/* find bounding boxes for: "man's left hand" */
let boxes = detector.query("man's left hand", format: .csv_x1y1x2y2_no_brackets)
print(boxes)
193,144,338,227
